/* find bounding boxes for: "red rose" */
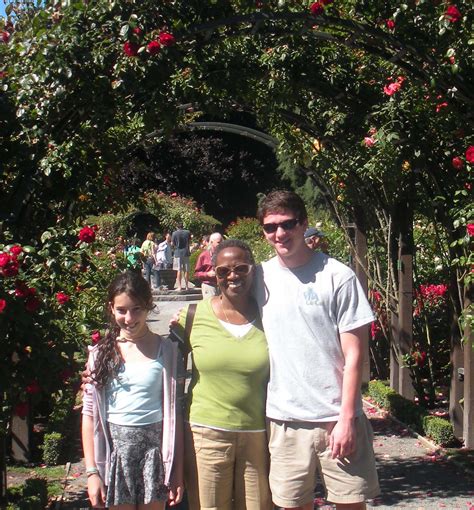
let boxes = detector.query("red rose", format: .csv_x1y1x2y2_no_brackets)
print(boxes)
147,40,161,55
467,223,474,237
2,260,19,277
1,31,10,43
56,292,70,305
385,19,395,30
436,102,448,113
0,253,11,268
133,27,142,35
9,245,23,256
25,380,41,394
310,2,324,15
78,226,96,243
445,5,461,22
0,299,6,313
384,82,401,96
25,296,41,312
158,32,175,47
91,330,102,344
452,156,464,170
466,146,474,164
15,280,29,298
123,41,139,57
14,402,29,419
60,368,75,382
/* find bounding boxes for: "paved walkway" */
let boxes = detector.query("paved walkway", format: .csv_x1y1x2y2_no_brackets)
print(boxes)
57,298,474,509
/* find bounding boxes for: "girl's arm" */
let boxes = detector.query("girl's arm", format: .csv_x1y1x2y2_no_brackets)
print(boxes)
82,414,106,508
167,416,184,506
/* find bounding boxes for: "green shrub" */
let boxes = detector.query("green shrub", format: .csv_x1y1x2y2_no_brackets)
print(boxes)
41,432,63,465
189,249,202,284
225,218,274,264
422,416,456,446
367,380,455,445
6,478,48,509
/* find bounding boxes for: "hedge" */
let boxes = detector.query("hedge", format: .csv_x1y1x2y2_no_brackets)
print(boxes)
367,380,456,446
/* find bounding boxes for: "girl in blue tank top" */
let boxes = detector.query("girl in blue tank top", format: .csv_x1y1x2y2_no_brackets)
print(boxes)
82,270,184,510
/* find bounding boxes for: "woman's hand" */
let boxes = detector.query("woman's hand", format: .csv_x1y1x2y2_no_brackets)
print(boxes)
87,474,106,508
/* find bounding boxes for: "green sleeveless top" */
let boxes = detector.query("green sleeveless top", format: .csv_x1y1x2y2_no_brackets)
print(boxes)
178,299,269,430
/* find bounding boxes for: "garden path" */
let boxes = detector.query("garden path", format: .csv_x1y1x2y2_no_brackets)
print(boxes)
56,298,474,510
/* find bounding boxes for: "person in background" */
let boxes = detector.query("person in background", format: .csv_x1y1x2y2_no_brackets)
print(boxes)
200,235,210,250
194,232,223,298
171,223,191,292
153,233,173,289
124,238,142,271
304,227,329,254
141,232,156,286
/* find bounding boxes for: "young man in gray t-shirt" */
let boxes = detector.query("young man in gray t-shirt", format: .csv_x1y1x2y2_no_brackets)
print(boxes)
255,190,379,510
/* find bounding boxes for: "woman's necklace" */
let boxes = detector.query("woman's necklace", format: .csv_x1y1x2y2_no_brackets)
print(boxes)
117,329,151,343
220,297,231,323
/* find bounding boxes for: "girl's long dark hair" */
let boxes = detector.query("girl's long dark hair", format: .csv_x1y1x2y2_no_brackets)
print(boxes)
92,270,154,387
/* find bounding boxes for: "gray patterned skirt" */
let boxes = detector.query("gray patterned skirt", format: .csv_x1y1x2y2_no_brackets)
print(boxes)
106,421,167,507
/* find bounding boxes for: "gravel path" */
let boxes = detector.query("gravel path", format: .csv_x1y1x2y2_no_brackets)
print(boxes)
56,299,474,509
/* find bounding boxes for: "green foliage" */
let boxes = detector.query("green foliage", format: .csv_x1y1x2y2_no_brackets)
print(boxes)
7,478,48,509
141,191,220,238
422,416,456,447
368,380,456,446
225,217,274,264
41,432,63,466
189,249,202,284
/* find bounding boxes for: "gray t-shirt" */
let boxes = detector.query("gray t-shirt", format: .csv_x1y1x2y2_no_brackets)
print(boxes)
255,252,374,422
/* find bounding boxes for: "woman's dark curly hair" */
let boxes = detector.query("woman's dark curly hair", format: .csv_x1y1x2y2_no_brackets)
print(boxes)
211,238,255,267
92,270,154,387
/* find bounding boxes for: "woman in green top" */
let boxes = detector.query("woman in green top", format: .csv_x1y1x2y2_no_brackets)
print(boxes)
176,239,271,510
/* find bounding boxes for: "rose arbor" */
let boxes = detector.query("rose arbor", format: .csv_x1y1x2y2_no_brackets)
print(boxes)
1,0,473,456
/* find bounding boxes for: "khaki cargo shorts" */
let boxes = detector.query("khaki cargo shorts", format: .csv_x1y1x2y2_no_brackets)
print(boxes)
268,415,380,506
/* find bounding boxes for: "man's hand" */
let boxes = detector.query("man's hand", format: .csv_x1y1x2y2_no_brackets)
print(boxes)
207,269,216,278
168,483,184,506
87,474,106,508
328,417,356,459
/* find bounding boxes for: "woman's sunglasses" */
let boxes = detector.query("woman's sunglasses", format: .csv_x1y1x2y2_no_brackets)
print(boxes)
215,264,253,279
262,218,299,234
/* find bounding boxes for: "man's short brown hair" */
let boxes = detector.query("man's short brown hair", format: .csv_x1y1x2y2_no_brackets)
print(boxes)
257,190,308,225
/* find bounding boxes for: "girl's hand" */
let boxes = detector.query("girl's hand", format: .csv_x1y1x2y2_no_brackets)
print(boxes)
168,483,184,506
87,474,106,508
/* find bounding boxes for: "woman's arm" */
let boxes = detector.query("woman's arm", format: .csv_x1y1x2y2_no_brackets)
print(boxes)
168,416,184,506
82,414,106,508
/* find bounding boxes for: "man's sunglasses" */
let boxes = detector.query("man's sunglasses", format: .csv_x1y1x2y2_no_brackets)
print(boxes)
262,218,299,234
215,264,253,279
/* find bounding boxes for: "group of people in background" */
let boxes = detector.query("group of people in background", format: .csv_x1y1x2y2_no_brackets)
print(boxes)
82,190,379,510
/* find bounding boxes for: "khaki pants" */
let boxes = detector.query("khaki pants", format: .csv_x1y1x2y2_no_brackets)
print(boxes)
184,424,272,510
201,283,218,298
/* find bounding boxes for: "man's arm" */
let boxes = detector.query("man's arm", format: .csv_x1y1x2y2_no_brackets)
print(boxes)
329,325,364,459
193,251,215,282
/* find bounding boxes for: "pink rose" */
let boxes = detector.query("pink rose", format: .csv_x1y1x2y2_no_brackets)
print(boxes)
364,136,376,147
0,298,6,313
451,156,463,170
147,40,161,55
385,19,395,30
466,146,474,164
445,5,461,22
384,82,400,96
467,223,474,237
56,292,70,305
159,31,175,47
310,2,324,15
132,27,142,36
91,330,102,344
436,102,448,113
1,31,10,43
78,226,96,243
123,41,139,57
